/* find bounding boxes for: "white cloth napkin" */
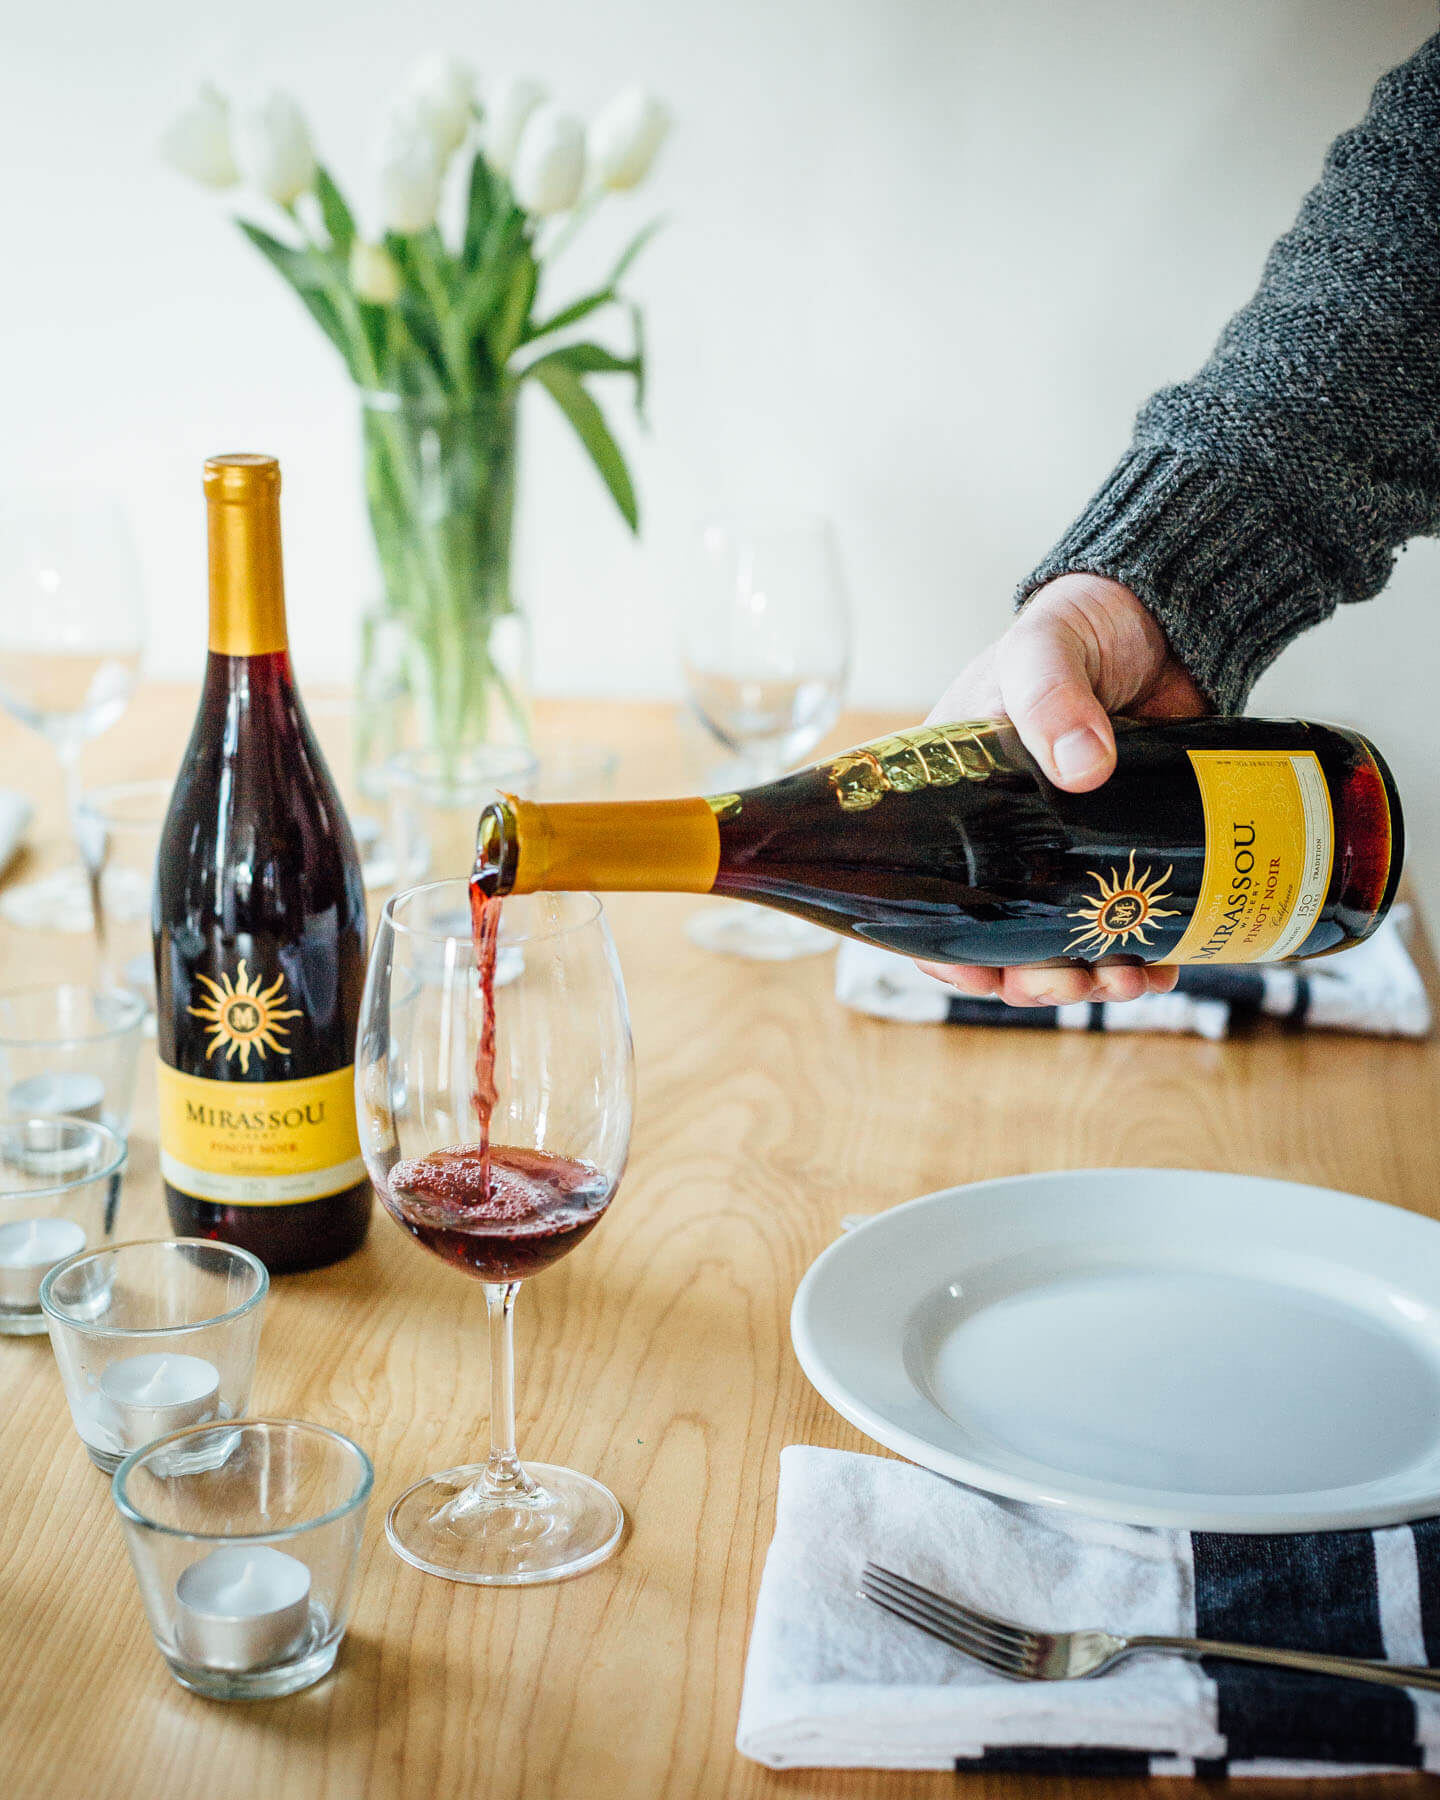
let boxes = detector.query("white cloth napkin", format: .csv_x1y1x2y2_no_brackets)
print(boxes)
835,908,1431,1040
736,1446,1440,1776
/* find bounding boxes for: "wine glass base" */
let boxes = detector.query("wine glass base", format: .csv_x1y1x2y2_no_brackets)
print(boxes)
686,901,835,962
385,1461,624,1585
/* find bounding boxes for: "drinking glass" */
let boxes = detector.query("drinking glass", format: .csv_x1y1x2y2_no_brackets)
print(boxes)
75,778,170,1009
680,512,851,958
0,983,147,1135
356,878,633,1584
0,1116,126,1335
42,1237,268,1471
112,1418,371,1700
0,489,146,922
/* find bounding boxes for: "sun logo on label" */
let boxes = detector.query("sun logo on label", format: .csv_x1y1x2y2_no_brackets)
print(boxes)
188,960,303,1072
1065,852,1181,956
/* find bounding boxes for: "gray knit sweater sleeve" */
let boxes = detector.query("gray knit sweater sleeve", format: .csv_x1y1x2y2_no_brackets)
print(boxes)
1021,33,1440,712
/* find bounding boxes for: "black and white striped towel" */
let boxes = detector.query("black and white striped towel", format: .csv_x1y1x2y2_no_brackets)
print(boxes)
834,908,1431,1041
736,1448,1440,1775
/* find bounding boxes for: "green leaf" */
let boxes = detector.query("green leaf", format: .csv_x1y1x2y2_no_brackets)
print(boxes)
379,232,461,393
482,206,526,271
629,302,647,423
531,360,639,532
353,299,389,383
238,219,324,288
462,153,498,268
524,341,639,380
314,166,356,253
524,219,662,343
523,288,616,342
237,220,358,375
490,255,538,368
608,216,664,288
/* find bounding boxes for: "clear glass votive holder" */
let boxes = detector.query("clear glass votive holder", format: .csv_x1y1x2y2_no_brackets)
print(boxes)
112,1418,372,1700
0,1116,126,1335
0,983,147,1135
41,1239,267,1470
386,744,539,891
75,778,170,1013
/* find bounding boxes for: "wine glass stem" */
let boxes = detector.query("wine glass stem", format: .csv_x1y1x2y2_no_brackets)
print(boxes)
482,1280,535,1497
57,742,82,837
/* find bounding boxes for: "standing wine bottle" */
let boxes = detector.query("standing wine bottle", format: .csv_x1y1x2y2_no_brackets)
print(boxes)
473,718,1402,966
153,455,370,1272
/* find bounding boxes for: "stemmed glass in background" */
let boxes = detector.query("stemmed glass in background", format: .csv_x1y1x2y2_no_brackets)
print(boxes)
0,489,146,927
680,512,851,959
75,777,171,1011
356,879,634,1585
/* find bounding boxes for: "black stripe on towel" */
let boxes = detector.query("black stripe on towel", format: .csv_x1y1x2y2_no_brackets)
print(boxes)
1174,968,1265,1008
1408,1518,1440,1664
966,1746,1155,1775
944,997,1059,1028
1191,1528,1420,1767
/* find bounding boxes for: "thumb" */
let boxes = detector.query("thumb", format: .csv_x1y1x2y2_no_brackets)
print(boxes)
994,613,1117,792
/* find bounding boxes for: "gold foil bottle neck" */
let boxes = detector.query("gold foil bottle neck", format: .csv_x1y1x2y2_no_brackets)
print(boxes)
204,453,288,656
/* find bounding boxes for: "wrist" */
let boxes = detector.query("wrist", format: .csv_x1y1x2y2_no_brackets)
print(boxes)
1018,447,1337,712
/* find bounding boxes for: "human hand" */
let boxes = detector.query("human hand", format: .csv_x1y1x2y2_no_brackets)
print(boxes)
921,572,1209,1006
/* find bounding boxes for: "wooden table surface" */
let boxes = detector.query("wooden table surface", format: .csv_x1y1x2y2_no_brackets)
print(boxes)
3,689,1438,1800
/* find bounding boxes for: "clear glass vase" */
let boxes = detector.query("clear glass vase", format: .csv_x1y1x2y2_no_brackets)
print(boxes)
360,390,531,761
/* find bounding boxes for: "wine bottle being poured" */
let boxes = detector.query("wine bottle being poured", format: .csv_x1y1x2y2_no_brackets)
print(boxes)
153,455,371,1272
473,718,1402,967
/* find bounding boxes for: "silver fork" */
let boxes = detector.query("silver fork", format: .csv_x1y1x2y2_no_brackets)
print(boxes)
861,1562,1440,1693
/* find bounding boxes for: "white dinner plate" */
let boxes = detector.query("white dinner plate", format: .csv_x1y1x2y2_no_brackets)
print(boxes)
790,1169,1440,1532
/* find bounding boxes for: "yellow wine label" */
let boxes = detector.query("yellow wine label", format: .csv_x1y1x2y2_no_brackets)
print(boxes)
1168,749,1334,963
157,1062,365,1206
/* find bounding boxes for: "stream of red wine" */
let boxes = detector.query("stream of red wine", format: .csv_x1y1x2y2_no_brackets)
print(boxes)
384,883,614,1282
469,881,503,1181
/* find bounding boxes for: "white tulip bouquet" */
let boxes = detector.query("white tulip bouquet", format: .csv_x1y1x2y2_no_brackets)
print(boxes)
163,58,668,751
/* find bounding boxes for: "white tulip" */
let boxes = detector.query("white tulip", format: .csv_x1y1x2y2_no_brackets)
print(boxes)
510,106,585,216
588,87,670,191
159,84,239,189
403,53,476,158
350,240,402,306
375,118,443,234
237,93,316,207
484,75,545,177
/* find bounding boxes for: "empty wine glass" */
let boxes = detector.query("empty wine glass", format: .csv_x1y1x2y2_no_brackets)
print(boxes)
680,512,850,958
356,879,633,1584
75,777,170,1009
0,488,146,925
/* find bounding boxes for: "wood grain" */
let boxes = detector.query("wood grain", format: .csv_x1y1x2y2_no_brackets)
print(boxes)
2,689,1437,1800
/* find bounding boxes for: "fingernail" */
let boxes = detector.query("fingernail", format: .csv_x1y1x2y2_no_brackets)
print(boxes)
1052,728,1105,782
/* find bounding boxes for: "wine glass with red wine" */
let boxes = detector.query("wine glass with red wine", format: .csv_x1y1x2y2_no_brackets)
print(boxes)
356,878,633,1584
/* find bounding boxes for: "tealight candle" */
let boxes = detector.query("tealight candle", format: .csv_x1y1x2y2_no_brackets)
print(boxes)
99,1352,220,1445
173,1546,312,1672
6,1071,105,1124
0,1217,86,1308
4,1099,109,1181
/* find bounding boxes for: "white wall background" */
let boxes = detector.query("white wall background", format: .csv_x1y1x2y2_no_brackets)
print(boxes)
4,0,1439,896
